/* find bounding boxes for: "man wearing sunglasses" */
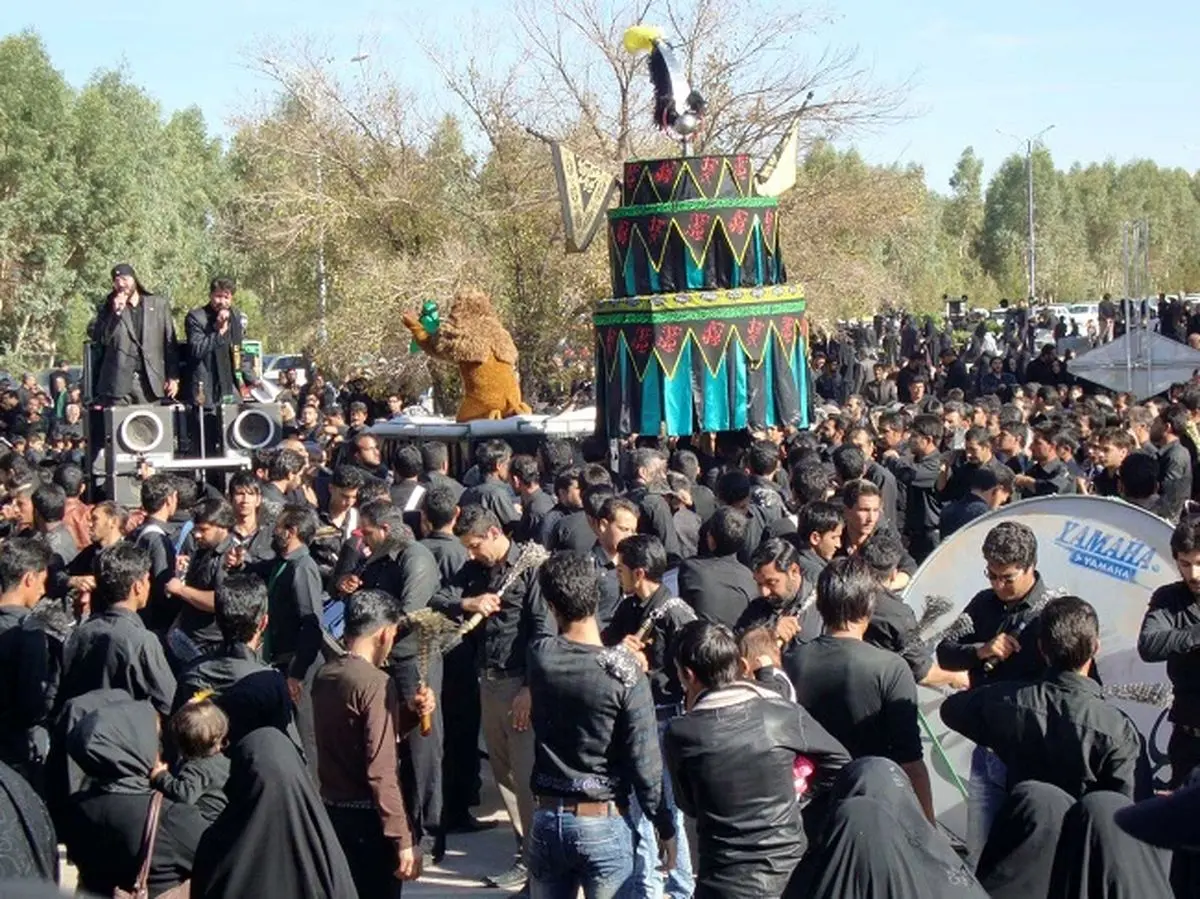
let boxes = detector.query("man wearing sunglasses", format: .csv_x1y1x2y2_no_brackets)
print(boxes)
936,521,1050,865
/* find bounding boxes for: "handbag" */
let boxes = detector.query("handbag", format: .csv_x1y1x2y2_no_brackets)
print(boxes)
113,791,191,899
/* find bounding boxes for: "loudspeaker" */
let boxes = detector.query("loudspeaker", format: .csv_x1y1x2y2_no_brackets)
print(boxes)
217,402,283,454
98,405,177,505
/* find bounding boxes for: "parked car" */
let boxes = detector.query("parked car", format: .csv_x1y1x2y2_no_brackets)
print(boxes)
261,354,308,387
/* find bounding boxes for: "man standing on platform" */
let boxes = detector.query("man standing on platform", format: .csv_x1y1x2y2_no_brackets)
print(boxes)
185,276,258,405
89,263,179,406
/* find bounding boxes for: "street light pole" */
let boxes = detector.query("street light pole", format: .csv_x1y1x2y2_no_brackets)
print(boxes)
999,124,1054,302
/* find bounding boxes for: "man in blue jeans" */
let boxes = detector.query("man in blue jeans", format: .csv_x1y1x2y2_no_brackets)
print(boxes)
526,551,676,899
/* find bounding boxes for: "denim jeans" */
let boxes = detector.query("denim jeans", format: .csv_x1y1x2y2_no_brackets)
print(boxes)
967,745,1008,864
528,807,637,899
632,717,695,899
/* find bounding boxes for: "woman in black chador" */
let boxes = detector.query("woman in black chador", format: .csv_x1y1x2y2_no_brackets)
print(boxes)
190,727,357,899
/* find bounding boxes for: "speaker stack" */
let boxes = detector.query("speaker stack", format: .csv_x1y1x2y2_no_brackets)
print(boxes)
101,405,177,505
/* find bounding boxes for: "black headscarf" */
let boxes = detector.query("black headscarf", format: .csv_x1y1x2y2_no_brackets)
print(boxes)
190,727,356,899
787,757,988,899
977,780,1073,898
1048,790,1171,898
0,761,57,881
66,699,158,796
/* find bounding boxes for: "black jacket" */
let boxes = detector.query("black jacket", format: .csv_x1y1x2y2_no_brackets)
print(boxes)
941,670,1145,800
420,532,469,584
939,494,991,540
547,509,595,555
60,606,176,716
460,477,520,530
174,642,295,744
604,585,696,706
1138,580,1200,724
0,606,54,768
185,303,256,403
890,450,943,537
516,488,555,545
664,682,850,898
627,485,683,566
265,546,325,681
677,554,756,628
528,638,673,838
89,292,179,401
937,575,1052,688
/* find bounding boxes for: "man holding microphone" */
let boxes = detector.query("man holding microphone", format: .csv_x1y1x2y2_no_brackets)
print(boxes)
186,276,258,406
89,262,179,406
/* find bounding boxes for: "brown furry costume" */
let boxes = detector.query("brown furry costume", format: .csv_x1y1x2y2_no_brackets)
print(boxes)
403,288,532,421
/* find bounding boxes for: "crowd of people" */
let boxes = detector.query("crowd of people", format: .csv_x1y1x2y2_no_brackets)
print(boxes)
6,267,1200,898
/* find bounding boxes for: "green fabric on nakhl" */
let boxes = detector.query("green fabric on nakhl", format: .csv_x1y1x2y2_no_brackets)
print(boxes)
409,300,441,353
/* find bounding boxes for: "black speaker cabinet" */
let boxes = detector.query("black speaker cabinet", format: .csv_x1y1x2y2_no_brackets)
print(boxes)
99,405,177,505
217,402,283,454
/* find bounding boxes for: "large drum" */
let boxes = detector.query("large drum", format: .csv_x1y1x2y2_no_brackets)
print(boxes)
903,495,1176,842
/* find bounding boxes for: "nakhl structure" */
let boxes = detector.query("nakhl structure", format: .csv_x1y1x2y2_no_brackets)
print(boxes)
547,25,811,438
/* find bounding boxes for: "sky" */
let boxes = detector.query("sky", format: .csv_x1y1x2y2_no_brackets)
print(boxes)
4,0,1199,191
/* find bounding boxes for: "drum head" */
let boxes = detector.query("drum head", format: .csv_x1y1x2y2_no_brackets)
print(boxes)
903,494,1176,840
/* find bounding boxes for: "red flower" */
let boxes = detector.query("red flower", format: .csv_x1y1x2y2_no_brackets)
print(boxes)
632,326,654,354
780,316,795,338
604,328,619,357
625,166,640,190
727,209,749,236
700,321,725,347
656,325,683,353
614,220,632,248
732,155,749,181
699,156,719,186
653,161,676,185
685,212,712,242
763,209,775,235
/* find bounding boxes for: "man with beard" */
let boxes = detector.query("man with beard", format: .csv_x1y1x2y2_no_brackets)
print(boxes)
66,501,128,619
625,448,683,566
88,263,179,406
1013,425,1077,500
1139,517,1200,786
738,538,819,646
264,503,326,779
164,498,236,666
185,277,257,405
884,413,945,563
338,500,443,861
939,426,1008,504
937,522,1051,862
431,505,556,893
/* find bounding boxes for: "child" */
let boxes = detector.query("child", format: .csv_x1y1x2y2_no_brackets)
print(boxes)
152,695,230,823
738,626,797,703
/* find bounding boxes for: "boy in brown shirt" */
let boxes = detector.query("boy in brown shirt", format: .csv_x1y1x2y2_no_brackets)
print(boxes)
312,588,435,898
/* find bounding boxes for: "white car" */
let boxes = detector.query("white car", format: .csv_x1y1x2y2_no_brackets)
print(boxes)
261,354,308,388
1066,303,1099,335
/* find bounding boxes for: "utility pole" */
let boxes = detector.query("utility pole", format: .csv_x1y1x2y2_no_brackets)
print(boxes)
999,124,1055,302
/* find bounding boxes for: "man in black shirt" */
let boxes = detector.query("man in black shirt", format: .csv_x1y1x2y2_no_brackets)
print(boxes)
60,542,176,715
539,469,583,549
1013,424,1077,500
510,455,554,545
0,537,55,785
431,505,555,891
264,503,325,780
1139,517,1200,786
677,508,756,627
588,495,639,629
626,448,683,566
131,474,178,634
527,551,675,896
936,521,1050,861
165,498,235,667
884,412,944,563
1154,405,1194,522
784,556,934,821
1091,426,1134,498
420,441,464,505
606,535,696,898
32,483,77,601
795,500,843,585
459,440,520,531
227,471,275,568
738,538,817,646
939,464,1013,540
944,595,1143,799
185,276,257,405
666,621,849,898
66,501,127,618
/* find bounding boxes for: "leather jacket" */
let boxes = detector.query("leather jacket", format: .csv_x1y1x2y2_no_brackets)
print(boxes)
664,682,850,898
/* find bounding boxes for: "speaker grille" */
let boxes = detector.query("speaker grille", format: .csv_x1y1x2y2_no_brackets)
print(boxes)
117,411,165,453
231,408,278,450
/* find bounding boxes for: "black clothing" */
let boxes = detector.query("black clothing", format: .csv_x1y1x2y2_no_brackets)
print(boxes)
89,292,179,403
421,532,469,584
941,670,1144,799
547,509,595,555
1159,439,1193,521
1092,466,1122,497
1020,457,1076,499
938,493,990,539
191,727,358,899
735,593,824,648
430,539,555,678
604,586,696,706
516,488,555,545
267,546,325,681
664,681,850,899
889,450,943,561
627,484,684,566
936,575,1051,688
459,476,519,530
0,760,57,881
866,591,933,683
0,606,54,772
587,544,622,629
790,757,987,899
863,461,899,525
689,483,718,525
422,470,464,505
133,520,178,633
154,753,230,823
43,523,78,600
185,303,255,403
1138,580,1200,787
62,699,205,897
174,642,295,745
677,554,755,628
175,535,233,651
61,605,176,715
977,781,1073,899
785,635,923,764
528,637,673,838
